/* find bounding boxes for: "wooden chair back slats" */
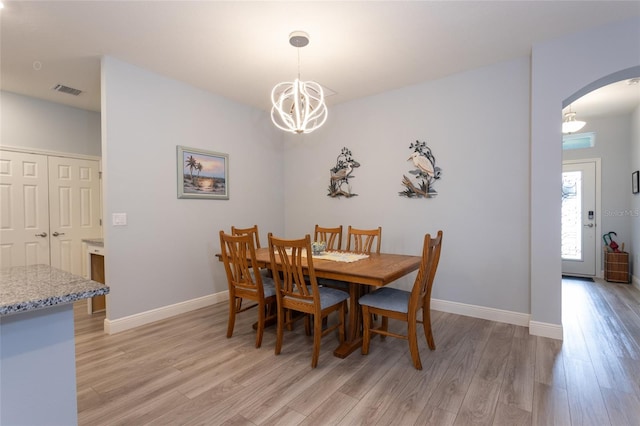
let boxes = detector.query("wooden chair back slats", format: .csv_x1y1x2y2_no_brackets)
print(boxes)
346,226,382,254
411,231,443,313
270,241,314,302
314,225,343,250
220,232,259,291
231,224,261,248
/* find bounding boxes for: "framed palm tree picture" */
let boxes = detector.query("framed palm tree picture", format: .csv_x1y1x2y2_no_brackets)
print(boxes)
177,146,229,199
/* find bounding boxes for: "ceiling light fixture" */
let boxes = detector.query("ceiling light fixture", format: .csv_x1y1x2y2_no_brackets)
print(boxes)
562,105,586,134
271,31,328,134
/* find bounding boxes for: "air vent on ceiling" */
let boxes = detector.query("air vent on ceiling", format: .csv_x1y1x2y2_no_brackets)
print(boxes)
51,84,82,96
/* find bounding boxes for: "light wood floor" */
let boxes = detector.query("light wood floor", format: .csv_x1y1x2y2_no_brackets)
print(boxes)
75,277,640,425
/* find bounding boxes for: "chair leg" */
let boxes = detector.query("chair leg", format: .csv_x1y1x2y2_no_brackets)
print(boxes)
267,301,276,317
361,306,371,355
255,303,265,348
305,314,312,336
380,316,388,340
286,310,293,331
423,307,435,350
227,296,237,338
312,314,323,368
407,317,422,370
275,305,284,356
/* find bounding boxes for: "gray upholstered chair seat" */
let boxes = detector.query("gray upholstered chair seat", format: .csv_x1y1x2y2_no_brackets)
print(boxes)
358,286,409,314
283,286,349,309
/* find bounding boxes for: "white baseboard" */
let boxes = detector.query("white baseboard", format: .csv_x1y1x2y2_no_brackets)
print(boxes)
104,291,228,334
431,298,563,340
103,292,565,340
529,321,564,340
431,299,530,327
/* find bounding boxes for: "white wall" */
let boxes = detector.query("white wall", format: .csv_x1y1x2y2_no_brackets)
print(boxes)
0,91,101,156
283,57,531,315
563,113,633,272
101,56,284,320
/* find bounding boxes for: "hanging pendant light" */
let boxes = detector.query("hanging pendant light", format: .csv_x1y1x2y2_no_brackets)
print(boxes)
562,105,586,134
271,31,328,134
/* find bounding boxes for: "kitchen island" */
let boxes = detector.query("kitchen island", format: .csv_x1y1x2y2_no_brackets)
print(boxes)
0,264,109,425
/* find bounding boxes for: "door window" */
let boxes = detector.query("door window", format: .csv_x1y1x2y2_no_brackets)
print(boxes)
562,170,582,261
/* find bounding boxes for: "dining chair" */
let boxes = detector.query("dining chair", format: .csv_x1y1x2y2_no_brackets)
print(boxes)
321,226,383,298
230,224,271,313
231,224,261,248
219,230,277,348
359,230,443,370
313,224,343,250
268,233,349,368
346,226,382,254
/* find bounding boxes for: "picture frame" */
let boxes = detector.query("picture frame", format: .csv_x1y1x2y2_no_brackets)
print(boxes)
633,170,639,194
177,146,229,199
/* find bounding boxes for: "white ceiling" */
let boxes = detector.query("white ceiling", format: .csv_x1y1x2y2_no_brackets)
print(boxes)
1,1,639,117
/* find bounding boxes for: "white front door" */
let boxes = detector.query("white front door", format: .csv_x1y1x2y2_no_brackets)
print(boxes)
0,151,50,268
562,160,597,276
48,156,101,275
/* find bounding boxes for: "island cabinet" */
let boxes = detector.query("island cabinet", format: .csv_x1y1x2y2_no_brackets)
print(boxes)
0,264,109,425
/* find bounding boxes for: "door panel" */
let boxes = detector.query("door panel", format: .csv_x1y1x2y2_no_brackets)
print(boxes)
562,161,597,276
48,156,101,275
0,151,50,268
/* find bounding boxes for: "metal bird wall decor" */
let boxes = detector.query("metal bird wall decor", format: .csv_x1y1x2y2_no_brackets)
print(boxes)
400,140,442,198
328,147,360,198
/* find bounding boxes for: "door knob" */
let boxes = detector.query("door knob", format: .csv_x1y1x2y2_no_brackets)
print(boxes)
35,232,47,237
52,231,66,237
583,223,594,228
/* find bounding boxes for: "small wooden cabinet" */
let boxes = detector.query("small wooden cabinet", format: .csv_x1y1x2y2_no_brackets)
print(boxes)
85,242,106,313
604,251,629,283
90,252,106,312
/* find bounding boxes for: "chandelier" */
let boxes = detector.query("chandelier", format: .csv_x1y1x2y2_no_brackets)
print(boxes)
562,105,586,134
271,31,328,134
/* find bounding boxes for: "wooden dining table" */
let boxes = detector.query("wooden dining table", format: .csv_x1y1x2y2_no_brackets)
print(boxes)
249,247,422,358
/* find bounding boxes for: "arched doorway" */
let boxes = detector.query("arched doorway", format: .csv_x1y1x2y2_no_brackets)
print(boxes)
530,17,640,339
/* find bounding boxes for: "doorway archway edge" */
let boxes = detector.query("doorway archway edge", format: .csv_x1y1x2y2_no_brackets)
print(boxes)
530,17,640,339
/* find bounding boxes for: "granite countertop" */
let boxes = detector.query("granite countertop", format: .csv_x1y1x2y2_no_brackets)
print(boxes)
0,264,110,316
83,238,104,247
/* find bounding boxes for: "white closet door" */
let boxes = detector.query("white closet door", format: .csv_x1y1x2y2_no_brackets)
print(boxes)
48,156,101,275
0,151,50,268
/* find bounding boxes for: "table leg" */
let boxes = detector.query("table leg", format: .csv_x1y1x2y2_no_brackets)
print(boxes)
333,283,364,358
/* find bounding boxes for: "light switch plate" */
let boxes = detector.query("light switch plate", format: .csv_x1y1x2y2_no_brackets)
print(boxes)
112,213,127,226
